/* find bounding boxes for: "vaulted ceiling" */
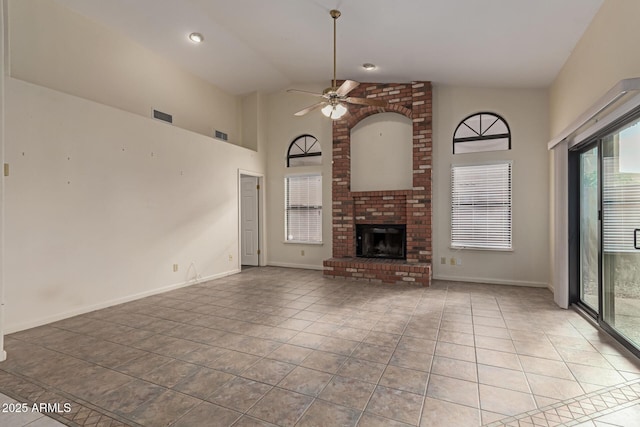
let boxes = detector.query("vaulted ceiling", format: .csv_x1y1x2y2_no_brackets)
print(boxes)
55,0,603,95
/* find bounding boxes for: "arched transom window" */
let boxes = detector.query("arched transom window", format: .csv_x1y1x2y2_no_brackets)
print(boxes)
453,112,511,154
287,134,322,167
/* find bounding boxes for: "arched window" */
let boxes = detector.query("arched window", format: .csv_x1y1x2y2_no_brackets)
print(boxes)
453,112,511,154
287,134,322,167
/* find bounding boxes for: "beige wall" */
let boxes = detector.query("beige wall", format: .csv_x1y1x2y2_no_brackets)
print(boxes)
8,0,241,142
433,86,550,287
549,0,640,305
550,0,640,136
5,78,265,332
350,112,413,192
6,0,608,327
1,0,6,361
265,85,332,269
265,83,551,286
241,92,259,151
4,0,268,332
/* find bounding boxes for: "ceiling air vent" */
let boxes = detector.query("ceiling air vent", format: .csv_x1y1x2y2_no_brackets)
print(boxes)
215,130,228,141
152,109,173,124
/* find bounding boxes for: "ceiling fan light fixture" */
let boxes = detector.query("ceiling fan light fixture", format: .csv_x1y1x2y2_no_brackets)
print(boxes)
289,9,387,118
188,32,204,43
321,103,347,120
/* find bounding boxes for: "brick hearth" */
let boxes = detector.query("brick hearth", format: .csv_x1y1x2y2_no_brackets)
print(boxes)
323,81,432,286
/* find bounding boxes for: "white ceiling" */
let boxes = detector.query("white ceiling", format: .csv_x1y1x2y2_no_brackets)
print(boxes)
55,0,603,95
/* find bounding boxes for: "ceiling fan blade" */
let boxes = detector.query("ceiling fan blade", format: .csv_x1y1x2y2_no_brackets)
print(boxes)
345,97,387,107
294,102,326,116
287,89,325,98
336,80,360,96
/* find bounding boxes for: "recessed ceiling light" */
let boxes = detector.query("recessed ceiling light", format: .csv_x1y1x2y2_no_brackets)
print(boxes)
189,32,204,43
362,63,377,71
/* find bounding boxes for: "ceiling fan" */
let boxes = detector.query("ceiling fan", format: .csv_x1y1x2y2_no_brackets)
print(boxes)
287,9,387,120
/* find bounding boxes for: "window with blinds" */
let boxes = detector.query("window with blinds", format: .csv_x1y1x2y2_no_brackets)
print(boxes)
451,162,512,250
285,175,322,243
603,156,640,252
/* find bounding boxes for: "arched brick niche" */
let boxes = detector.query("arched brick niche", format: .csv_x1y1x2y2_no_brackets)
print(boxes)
323,82,432,286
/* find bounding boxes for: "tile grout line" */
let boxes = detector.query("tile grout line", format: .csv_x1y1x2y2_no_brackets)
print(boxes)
233,301,340,425
541,317,597,404
416,287,450,427
6,275,329,426
0,367,139,427
473,296,488,424
446,292,490,422
350,284,424,426
505,302,547,416
483,378,640,426
227,285,413,426
4,269,638,427
390,285,438,427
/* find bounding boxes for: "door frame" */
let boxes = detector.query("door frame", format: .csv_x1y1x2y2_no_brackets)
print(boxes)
569,141,602,319
238,169,265,269
569,112,640,359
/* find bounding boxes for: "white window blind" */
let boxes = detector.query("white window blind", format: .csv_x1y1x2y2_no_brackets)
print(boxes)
285,175,322,243
451,162,512,250
603,156,640,252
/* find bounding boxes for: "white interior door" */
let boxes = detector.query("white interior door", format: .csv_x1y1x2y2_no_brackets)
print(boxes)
241,176,259,266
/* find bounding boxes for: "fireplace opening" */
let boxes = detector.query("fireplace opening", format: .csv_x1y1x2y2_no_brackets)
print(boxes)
356,224,406,260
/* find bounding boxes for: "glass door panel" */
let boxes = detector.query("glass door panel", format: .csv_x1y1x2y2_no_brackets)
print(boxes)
602,118,640,350
579,145,600,312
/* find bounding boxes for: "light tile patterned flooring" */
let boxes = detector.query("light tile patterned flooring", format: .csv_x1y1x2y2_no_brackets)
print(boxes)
1,267,639,426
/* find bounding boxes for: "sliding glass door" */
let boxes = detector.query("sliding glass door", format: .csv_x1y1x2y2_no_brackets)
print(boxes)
573,115,640,355
601,119,640,348
579,145,600,313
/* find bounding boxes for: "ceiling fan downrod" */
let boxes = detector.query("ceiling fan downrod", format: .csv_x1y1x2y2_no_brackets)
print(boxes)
330,9,341,90
287,8,387,118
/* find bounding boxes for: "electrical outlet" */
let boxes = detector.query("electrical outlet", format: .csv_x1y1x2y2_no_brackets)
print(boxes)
173,264,178,272
228,254,233,261
450,257,456,265
440,257,446,264
456,258,462,265
301,250,305,256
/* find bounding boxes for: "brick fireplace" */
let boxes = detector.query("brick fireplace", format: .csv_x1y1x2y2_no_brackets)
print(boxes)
323,81,432,286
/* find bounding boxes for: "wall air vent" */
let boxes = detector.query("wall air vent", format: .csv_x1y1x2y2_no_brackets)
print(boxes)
215,130,228,141
152,109,173,124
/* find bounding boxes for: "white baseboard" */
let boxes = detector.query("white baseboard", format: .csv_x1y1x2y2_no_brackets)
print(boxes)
267,262,324,271
432,274,548,288
5,269,241,334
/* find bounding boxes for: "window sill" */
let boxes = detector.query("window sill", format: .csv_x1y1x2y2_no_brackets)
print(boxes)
284,241,324,245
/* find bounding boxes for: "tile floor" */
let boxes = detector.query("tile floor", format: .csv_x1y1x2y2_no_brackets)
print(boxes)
0,392,65,426
1,267,639,427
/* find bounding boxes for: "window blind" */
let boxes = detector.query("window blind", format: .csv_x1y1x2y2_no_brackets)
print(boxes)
603,157,640,252
451,162,512,250
285,175,322,243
